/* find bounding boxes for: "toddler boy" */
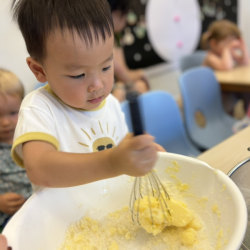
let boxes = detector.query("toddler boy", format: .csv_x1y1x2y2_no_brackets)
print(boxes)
11,0,161,190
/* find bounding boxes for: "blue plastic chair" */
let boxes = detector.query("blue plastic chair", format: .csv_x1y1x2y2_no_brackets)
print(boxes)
34,82,47,89
179,66,237,150
121,91,201,157
180,50,207,72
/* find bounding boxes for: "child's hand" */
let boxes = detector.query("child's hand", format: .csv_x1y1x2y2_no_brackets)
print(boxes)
110,133,157,177
229,38,241,48
154,143,166,152
0,193,26,215
229,37,249,65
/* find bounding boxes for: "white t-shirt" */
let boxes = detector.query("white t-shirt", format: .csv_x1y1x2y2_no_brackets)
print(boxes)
12,84,128,170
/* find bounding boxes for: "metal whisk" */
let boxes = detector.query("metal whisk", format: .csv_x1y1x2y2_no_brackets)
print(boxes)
126,91,171,228
129,171,171,226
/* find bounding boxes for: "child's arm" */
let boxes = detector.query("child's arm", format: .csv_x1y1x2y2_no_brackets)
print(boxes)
205,47,234,71
0,193,25,215
22,133,157,188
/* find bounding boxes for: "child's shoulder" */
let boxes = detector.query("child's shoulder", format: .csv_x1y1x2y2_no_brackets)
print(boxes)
21,85,61,110
203,51,220,66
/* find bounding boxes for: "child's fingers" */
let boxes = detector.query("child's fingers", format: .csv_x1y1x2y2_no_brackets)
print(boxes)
131,145,158,176
5,193,24,200
10,204,24,214
7,206,24,215
8,198,25,207
135,145,157,162
127,134,155,151
154,143,166,152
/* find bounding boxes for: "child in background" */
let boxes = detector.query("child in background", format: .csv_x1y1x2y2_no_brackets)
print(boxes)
201,20,250,116
11,0,164,191
108,0,149,102
0,69,32,231
201,19,249,70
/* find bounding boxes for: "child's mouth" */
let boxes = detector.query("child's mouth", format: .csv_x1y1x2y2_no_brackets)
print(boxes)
88,96,103,104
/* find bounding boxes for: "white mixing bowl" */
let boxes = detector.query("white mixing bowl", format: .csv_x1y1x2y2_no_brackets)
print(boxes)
3,152,247,250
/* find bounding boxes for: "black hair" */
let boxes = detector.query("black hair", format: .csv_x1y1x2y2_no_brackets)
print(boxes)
106,0,131,14
12,0,114,62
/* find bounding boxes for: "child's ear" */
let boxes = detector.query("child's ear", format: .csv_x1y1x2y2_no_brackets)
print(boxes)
209,39,217,49
26,57,47,83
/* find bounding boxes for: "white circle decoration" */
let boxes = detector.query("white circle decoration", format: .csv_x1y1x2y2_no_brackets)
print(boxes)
146,0,201,62
123,27,135,46
144,43,152,51
134,53,142,62
216,8,225,20
224,0,231,6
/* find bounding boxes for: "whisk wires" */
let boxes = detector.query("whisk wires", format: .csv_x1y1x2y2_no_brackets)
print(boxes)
129,170,171,227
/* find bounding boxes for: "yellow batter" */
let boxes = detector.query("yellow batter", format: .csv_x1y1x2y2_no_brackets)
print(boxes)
108,241,119,250
59,200,204,250
181,228,197,245
134,196,194,236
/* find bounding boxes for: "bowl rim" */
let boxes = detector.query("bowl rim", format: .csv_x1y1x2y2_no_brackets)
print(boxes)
158,152,248,250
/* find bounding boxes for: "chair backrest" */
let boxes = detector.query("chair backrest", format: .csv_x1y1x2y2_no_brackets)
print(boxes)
178,66,235,150
121,101,133,133
121,91,200,156
180,50,207,72
139,91,186,145
179,66,225,130
34,82,46,89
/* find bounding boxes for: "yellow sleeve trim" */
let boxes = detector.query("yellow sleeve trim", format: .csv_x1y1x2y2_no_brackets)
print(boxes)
11,132,60,168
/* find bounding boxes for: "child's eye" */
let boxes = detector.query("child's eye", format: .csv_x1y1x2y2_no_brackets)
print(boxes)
102,66,111,72
70,73,85,79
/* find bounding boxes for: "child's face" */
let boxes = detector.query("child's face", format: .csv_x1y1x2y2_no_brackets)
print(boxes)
210,37,239,55
0,94,22,144
29,29,114,110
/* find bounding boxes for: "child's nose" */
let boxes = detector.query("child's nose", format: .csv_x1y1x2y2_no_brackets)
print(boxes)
88,78,103,93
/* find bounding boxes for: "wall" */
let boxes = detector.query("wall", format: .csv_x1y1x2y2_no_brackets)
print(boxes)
0,0,37,94
238,0,250,52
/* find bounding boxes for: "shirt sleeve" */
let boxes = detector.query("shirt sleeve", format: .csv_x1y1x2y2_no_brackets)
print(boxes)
12,106,60,168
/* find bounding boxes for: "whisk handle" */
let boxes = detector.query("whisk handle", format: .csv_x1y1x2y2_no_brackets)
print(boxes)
126,91,144,136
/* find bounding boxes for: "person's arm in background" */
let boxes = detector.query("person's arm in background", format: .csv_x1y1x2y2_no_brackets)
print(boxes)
114,46,145,82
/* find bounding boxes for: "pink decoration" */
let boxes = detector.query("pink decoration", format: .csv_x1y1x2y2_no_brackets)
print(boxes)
177,41,183,48
174,15,180,22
